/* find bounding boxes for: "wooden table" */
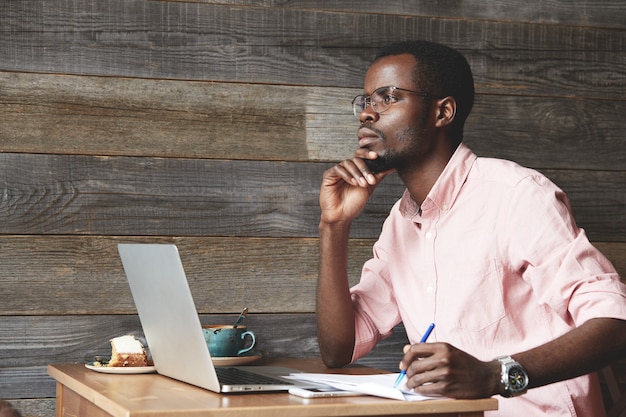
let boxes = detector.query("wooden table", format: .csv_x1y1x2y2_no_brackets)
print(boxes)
48,358,497,417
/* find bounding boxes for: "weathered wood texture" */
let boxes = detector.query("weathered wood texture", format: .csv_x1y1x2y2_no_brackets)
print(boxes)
1,71,624,171
2,1,625,100
1,0,625,415
0,236,367,315
169,0,626,30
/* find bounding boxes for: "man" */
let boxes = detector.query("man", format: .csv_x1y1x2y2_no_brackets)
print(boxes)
317,40,626,416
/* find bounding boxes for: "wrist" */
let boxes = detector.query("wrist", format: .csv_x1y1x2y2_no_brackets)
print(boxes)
319,219,352,233
495,355,529,397
487,359,506,396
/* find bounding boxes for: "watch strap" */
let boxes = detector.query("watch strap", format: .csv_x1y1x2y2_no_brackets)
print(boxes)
495,355,529,397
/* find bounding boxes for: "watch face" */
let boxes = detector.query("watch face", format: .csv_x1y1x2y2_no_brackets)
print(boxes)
508,366,529,392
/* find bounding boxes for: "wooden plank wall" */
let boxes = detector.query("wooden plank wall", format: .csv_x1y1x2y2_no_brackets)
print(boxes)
1,1,625,416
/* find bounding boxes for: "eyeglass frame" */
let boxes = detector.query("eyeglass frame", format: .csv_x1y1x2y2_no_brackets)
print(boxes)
351,85,438,118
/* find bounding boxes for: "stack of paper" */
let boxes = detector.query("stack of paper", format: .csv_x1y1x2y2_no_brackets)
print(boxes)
286,373,442,402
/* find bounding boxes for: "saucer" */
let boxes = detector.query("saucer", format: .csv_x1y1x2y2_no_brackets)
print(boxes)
85,362,157,374
212,353,263,366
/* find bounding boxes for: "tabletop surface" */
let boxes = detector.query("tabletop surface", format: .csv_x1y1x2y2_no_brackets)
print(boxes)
48,358,498,417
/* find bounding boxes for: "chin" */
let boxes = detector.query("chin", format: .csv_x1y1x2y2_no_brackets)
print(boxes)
363,157,392,174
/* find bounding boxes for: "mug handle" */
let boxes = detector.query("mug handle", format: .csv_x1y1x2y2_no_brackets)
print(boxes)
237,331,256,356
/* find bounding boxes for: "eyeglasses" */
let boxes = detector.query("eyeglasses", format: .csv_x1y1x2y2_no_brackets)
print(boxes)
352,86,435,118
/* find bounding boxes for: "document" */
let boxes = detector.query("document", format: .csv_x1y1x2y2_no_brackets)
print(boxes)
287,372,443,401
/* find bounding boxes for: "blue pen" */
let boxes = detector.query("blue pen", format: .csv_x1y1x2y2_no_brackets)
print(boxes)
393,323,435,388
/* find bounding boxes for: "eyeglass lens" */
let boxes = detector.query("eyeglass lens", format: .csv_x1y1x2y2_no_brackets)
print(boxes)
352,87,395,118
352,86,434,118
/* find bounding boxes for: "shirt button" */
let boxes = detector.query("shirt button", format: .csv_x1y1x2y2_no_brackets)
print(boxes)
425,231,433,240
426,286,434,294
442,203,449,211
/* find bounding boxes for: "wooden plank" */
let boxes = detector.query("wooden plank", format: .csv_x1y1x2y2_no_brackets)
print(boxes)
0,236,371,315
0,154,623,240
1,1,625,99
0,236,623,316
6,399,55,417
0,153,396,239
0,71,355,163
1,72,625,171
465,96,626,172
181,0,626,30
0,313,407,399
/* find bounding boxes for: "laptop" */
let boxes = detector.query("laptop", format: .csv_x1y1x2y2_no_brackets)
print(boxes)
117,243,315,393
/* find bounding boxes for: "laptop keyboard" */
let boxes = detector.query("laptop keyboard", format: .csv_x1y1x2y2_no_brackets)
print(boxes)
215,367,294,386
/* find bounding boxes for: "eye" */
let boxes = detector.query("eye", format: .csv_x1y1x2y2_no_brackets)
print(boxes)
381,93,398,105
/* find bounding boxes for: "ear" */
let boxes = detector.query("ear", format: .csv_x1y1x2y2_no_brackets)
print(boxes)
434,96,457,128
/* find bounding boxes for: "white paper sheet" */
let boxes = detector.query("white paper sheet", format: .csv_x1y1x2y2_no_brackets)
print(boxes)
286,372,442,402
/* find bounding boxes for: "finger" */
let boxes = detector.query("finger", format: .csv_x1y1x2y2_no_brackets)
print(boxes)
405,360,449,392
406,342,438,358
352,158,379,185
397,344,412,371
399,343,441,375
329,162,362,186
354,148,378,160
352,151,382,185
411,379,448,396
405,370,433,392
338,159,375,187
399,343,419,366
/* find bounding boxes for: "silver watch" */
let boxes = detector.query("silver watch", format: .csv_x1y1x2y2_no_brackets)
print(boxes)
496,355,529,397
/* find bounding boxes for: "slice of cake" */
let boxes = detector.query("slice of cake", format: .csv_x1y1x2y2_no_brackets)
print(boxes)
107,335,148,367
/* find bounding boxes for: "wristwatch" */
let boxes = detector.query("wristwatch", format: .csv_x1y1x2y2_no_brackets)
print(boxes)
495,355,529,397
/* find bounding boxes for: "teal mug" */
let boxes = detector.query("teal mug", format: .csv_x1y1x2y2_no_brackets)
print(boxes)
202,325,256,357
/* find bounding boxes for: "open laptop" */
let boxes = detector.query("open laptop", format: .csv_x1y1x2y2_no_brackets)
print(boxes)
117,243,316,393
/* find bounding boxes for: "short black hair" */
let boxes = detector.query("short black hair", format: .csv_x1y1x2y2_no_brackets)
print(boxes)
374,40,475,138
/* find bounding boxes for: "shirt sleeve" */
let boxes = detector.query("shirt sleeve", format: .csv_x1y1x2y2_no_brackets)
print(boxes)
349,206,403,362
503,174,626,326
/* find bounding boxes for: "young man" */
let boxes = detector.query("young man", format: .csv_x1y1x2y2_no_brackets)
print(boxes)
317,40,626,416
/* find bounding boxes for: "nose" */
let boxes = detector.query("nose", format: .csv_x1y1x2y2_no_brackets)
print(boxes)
359,106,378,123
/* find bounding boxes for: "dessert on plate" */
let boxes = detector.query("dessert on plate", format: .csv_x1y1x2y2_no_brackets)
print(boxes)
95,335,148,367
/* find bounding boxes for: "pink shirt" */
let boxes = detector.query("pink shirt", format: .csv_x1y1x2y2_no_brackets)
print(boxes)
350,143,626,417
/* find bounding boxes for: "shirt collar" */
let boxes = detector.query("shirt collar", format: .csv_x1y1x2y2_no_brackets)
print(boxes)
399,143,477,220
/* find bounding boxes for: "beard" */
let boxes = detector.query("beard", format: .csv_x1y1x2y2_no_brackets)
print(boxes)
361,124,426,174
363,152,394,173
359,125,397,174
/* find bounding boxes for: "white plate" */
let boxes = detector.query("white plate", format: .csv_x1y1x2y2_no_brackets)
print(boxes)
85,353,262,373
85,363,157,374
212,353,263,366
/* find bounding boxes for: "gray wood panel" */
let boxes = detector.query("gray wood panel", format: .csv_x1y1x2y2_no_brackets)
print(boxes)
8,399,54,417
185,0,626,30
1,72,624,171
1,1,624,100
0,313,407,399
0,71,355,163
0,154,623,240
0,236,371,315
